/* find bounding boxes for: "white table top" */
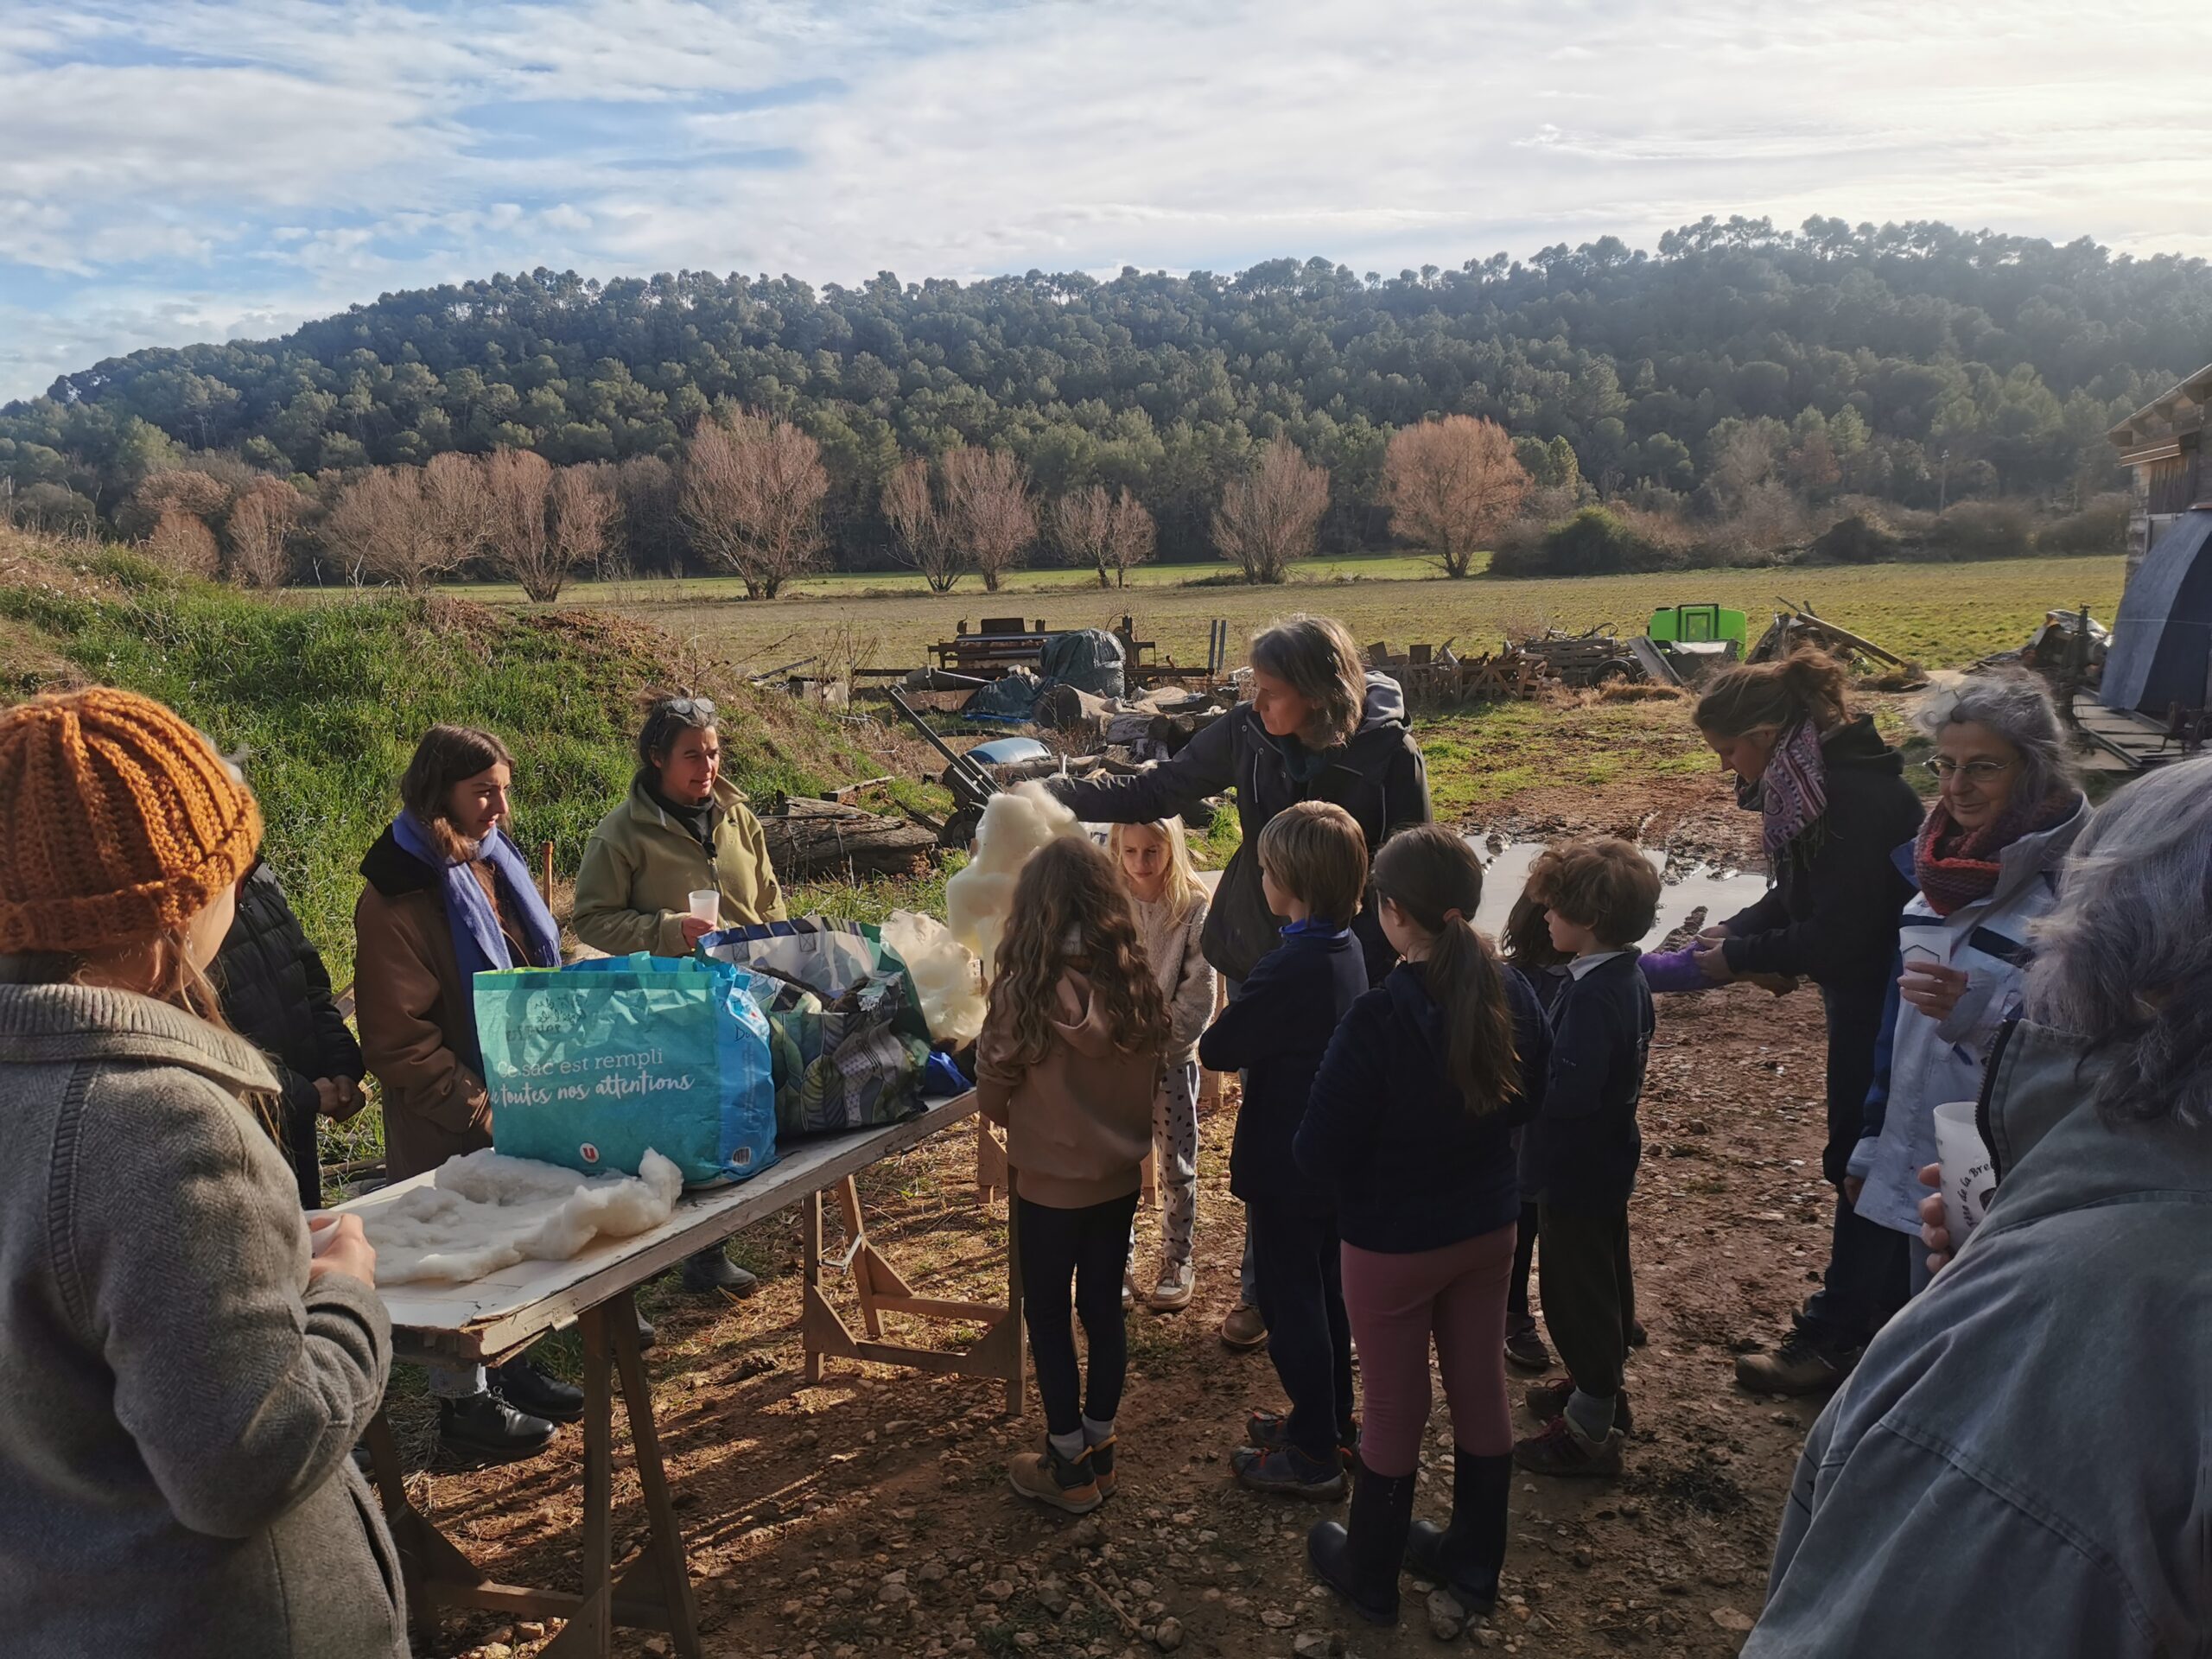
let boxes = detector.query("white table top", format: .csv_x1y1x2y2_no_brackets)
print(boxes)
336,1090,978,1363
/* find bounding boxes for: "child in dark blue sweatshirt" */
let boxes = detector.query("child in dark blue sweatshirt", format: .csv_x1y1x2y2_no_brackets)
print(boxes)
1198,800,1371,1499
1514,836,1661,1478
1291,825,1552,1624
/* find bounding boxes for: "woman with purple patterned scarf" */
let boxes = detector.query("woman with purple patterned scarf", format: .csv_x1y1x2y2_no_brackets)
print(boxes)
1686,652,1927,1398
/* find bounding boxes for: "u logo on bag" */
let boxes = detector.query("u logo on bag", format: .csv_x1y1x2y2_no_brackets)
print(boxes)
579,1142,600,1165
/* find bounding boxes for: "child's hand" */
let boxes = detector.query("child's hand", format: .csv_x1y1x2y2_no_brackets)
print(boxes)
1692,938,1735,983
1916,1162,1954,1275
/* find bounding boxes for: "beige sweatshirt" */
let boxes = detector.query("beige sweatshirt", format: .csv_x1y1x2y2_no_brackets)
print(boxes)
975,969,1154,1208
1131,890,1218,1068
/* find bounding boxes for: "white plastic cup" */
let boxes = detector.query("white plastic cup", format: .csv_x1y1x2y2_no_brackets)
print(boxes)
305,1212,341,1257
689,888,721,925
1932,1100,1996,1251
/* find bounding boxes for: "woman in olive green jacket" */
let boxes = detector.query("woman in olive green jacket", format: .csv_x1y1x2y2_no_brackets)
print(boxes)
572,695,787,1293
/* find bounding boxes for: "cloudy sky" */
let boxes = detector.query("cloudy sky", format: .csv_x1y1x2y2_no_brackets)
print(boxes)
4,0,2209,404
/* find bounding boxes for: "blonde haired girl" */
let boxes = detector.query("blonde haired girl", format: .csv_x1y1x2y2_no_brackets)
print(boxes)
1109,818,1218,1309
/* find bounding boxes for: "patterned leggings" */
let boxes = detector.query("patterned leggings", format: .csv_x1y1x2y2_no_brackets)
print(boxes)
1138,1060,1200,1268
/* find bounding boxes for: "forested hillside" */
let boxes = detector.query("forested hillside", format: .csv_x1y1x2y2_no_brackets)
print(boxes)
6,216,2209,566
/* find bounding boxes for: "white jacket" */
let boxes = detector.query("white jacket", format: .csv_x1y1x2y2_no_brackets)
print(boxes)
1131,890,1217,1070
1848,796,2088,1236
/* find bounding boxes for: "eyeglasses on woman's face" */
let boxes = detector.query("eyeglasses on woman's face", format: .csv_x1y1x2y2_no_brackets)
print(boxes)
1923,756,2013,782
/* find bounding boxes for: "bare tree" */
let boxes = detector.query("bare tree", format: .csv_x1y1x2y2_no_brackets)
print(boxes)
1054,484,1156,588
323,467,472,591
1212,436,1328,583
423,451,493,566
552,462,619,588
615,454,681,574
144,508,222,579
483,448,563,601
941,445,1034,593
123,469,231,542
223,476,302,588
1381,415,1530,577
882,454,963,592
680,411,830,598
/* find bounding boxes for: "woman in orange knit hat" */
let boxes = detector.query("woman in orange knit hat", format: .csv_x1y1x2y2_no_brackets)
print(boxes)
0,687,405,1658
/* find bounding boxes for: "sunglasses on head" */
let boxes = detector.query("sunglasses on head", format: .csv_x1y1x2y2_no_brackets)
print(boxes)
664,696,717,721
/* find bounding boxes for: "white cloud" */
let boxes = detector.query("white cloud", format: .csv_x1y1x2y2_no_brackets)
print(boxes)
5,0,2212,402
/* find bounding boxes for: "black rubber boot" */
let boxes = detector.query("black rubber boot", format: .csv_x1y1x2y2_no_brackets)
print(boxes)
1306,1466,1416,1624
680,1246,760,1296
1405,1448,1512,1616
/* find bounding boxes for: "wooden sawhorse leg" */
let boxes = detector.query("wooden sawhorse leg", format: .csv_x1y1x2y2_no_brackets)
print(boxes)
804,1170,1026,1417
367,1288,700,1659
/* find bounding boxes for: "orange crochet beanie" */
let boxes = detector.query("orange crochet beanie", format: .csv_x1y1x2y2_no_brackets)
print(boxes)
0,687,263,957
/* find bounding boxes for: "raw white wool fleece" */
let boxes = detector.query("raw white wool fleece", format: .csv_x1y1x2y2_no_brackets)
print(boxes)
945,780,1087,980
363,1147,683,1286
881,908,987,1045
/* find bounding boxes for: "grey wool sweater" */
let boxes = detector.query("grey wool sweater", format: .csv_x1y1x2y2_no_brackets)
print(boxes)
0,983,406,1659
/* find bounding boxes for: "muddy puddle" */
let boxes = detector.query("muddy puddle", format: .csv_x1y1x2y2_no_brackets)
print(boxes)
1467,836,1770,947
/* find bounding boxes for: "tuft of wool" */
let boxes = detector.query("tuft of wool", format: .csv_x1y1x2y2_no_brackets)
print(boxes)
361,1147,683,1286
944,781,1086,980
881,908,987,1044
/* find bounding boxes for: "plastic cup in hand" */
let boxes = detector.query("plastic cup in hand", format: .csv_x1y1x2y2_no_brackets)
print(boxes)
689,888,721,925
1932,1100,1996,1253
305,1212,341,1257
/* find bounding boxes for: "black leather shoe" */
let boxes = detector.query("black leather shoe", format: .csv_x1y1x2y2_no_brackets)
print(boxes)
493,1356,583,1424
438,1393,556,1464
680,1247,760,1296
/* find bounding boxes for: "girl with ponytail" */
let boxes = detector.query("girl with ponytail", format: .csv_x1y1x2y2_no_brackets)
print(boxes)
1291,824,1552,1626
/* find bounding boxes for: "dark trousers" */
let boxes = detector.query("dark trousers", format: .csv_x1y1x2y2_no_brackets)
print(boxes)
1537,1203,1633,1401
1016,1192,1140,1438
286,1097,323,1211
1800,981,1910,1347
1506,1199,1540,1325
1249,1202,1354,1459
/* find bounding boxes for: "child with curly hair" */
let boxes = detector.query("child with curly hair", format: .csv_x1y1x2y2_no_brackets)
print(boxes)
978,836,1173,1514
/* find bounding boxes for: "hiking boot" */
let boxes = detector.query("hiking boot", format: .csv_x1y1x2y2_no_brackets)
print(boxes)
1230,1441,1345,1500
1406,1449,1513,1618
1220,1302,1268,1351
1307,1466,1417,1624
438,1393,556,1465
492,1355,583,1425
1087,1433,1118,1499
1512,1414,1623,1478
1246,1408,1360,1467
1628,1319,1649,1348
1734,1327,1859,1396
1149,1261,1195,1311
1008,1440,1102,1514
1522,1379,1632,1434
681,1247,760,1296
1503,1319,1551,1374
634,1310,658,1354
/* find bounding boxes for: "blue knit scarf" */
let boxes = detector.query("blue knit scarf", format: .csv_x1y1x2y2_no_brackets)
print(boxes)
391,810,562,991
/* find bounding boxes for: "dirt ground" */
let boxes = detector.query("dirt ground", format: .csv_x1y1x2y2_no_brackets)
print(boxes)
396,756,1850,1659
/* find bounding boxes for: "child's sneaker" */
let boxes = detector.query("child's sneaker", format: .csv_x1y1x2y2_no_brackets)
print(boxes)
1230,1440,1346,1499
1503,1319,1551,1373
1522,1379,1632,1433
1511,1415,1623,1478
1245,1408,1361,1468
1148,1261,1195,1311
1008,1440,1103,1513
1086,1432,1118,1499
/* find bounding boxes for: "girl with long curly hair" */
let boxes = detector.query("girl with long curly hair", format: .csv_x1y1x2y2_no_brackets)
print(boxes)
976,836,1171,1515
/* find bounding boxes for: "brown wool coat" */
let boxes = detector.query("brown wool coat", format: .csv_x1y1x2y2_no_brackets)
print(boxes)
353,827,528,1180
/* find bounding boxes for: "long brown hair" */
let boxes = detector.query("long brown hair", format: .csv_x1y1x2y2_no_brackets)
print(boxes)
984,837,1171,1070
401,724,513,823
1371,825,1520,1115
1694,648,1854,738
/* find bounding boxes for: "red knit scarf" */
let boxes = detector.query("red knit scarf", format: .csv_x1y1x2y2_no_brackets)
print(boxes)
1912,792,2075,917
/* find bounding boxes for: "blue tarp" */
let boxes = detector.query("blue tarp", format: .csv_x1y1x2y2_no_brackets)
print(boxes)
2104,508,2212,716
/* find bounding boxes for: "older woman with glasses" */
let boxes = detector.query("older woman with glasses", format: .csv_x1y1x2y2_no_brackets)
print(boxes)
572,693,787,1294
1843,668,2088,1291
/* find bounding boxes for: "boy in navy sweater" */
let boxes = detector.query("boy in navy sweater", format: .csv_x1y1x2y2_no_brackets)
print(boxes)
1514,836,1660,1478
1199,801,1372,1498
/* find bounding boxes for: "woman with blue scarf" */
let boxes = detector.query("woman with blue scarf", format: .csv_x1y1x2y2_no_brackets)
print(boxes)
354,724,576,1464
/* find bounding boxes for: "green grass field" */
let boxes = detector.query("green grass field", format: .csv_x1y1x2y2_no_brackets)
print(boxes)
538,553,2126,678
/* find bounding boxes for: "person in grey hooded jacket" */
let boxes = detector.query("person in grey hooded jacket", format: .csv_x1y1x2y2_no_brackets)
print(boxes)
1748,756,2212,1658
